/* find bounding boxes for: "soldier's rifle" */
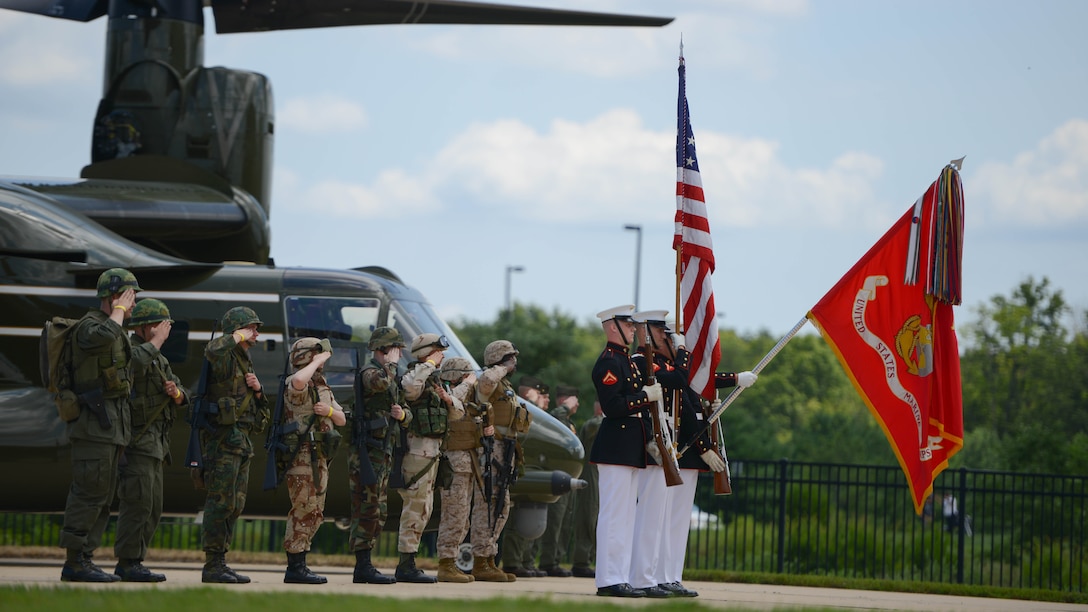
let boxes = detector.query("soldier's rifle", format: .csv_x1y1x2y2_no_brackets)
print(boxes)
478,401,494,529
262,356,296,490
644,327,683,487
491,390,521,529
350,351,379,487
184,322,218,470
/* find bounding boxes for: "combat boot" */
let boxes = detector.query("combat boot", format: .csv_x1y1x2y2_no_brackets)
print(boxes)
284,552,327,584
353,549,396,584
114,558,166,582
395,552,437,584
82,552,120,581
471,555,514,582
60,549,117,583
202,551,238,584
488,555,517,582
437,557,474,583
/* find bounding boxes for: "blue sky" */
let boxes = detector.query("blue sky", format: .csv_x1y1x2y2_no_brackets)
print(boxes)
2,0,1086,341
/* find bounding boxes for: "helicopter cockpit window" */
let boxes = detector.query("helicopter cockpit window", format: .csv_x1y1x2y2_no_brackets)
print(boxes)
284,296,381,389
388,299,479,370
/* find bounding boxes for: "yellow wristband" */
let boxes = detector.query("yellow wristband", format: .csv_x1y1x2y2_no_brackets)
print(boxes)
171,389,182,399
113,304,127,312
426,359,437,366
233,332,244,343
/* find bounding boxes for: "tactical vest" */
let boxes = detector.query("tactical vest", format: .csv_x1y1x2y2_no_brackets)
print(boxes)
486,378,532,440
408,372,449,438
281,383,340,462
207,351,261,430
358,363,402,448
130,356,174,431
71,311,131,398
446,402,482,451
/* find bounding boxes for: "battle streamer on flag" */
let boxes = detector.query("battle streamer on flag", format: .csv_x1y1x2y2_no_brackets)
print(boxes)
807,163,966,515
673,47,720,400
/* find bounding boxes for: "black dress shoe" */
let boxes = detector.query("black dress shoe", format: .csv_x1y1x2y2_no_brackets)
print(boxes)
571,566,595,578
641,585,672,598
541,565,572,577
596,583,646,598
504,566,534,578
660,581,699,597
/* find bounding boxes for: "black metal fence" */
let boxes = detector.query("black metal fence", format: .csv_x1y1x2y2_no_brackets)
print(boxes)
685,460,1086,592
3,460,1084,592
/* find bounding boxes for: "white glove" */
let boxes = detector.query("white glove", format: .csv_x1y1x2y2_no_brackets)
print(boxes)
643,382,663,403
700,449,727,473
709,398,722,413
737,371,758,389
670,333,686,349
645,441,662,465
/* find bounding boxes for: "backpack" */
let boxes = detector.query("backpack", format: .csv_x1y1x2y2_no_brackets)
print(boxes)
39,316,81,422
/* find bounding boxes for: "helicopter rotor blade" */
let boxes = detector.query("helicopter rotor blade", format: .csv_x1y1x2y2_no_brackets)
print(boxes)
0,0,107,21
210,0,673,34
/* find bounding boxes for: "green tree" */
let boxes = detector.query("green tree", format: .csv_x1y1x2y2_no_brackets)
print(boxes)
958,277,1086,473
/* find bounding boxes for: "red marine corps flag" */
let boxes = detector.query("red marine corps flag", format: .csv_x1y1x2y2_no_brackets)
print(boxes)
808,164,965,514
673,48,720,400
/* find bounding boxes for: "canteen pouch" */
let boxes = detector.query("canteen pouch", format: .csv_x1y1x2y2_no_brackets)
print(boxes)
55,389,81,423
436,454,454,490
217,396,238,426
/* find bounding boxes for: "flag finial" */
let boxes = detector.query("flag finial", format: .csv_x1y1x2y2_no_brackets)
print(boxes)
949,155,965,170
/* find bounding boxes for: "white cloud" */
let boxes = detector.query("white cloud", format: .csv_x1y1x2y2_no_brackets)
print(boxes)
0,14,100,87
275,107,895,231
277,94,368,133
971,119,1088,227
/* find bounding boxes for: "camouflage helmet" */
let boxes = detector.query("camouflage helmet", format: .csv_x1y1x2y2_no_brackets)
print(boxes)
439,357,474,383
368,326,405,351
128,298,172,327
95,267,142,298
290,337,332,369
410,332,450,360
221,306,263,335
483,339,519,367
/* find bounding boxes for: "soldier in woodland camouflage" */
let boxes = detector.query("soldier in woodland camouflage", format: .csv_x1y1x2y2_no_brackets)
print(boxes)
348,326,411,585
434,357,481,583
59,268,140,583
114,298,187,582
199,306,271,584
570,401,603,578
281,337,346,584
538,384,580,577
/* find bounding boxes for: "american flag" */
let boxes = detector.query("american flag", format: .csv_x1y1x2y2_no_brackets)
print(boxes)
673,51,720,399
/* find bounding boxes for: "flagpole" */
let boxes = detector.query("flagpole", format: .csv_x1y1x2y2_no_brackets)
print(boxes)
677,315,809,458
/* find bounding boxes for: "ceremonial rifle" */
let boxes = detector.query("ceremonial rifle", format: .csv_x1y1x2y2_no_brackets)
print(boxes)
678,317,807,458
644,327,683,487
707,393,732,495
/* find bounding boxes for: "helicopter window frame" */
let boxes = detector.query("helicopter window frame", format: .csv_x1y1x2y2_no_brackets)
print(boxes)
283,295,382,388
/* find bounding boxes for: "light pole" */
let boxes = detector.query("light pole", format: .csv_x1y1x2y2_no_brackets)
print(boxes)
505,265,524,313
624,224,642,310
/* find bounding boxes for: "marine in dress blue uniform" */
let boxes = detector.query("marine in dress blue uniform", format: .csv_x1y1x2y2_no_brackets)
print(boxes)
589,305,663,598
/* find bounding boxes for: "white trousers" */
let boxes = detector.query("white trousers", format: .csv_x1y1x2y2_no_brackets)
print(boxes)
595,463,640,588
658,468,699,584
629,465,668,588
